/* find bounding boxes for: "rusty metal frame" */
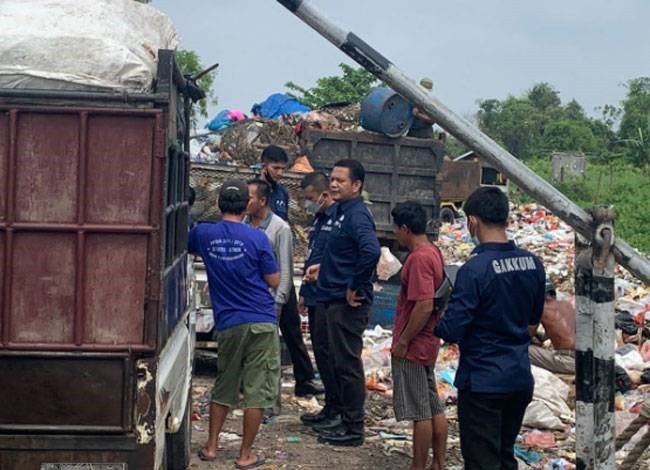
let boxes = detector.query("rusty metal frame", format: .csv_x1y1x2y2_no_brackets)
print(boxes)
0,106,164,352
0,350,133,433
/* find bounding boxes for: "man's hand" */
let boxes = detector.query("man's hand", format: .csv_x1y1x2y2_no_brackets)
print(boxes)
298,296,307,315
303,264,320,283
391,340,408,359
346,288,364,308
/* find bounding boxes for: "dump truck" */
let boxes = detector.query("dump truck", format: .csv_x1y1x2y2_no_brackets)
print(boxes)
438,150,509,223
0,50,195,470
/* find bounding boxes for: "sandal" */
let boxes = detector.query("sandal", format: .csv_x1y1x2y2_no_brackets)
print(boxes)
198,448,217,462
234,456,266,469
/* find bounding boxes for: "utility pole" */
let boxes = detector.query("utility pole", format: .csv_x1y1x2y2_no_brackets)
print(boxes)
275,0,650,286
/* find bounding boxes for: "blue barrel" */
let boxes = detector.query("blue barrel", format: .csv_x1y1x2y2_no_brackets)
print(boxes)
360,87,414,138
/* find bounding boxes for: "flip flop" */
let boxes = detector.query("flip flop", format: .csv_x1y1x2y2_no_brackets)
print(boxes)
198,448,217,462
234,456,266,469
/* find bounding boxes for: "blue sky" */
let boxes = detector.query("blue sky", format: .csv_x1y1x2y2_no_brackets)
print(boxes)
154,0,650,125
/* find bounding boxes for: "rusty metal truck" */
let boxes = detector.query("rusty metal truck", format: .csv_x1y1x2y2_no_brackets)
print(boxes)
0,50,195,470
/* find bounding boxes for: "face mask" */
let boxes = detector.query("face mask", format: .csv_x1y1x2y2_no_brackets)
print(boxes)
304,199,320,215
304,194,324,215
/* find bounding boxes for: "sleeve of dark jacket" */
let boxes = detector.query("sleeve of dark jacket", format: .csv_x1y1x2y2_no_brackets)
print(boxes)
348,210,381,293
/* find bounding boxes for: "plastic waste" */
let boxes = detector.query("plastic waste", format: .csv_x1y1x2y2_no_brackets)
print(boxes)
615,344,646,371
376,247,402,281
548,458,576,470
522,430,556,449
514,445,541,465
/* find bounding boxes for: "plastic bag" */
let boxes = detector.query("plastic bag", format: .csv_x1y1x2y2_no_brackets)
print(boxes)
615,344,646,371
522,430,556,449
376,247,402,281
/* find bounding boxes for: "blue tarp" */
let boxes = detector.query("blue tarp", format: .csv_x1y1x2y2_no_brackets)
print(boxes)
251,93,310,119
205,110,234,131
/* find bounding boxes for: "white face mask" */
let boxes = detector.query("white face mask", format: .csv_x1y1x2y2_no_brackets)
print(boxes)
304,194,325,215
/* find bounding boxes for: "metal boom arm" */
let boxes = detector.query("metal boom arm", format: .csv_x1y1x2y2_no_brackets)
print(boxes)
276,0,650,284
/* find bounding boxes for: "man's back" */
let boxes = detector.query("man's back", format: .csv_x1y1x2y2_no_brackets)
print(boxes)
541,298,576,350
436,241,546,393
188,220,278,331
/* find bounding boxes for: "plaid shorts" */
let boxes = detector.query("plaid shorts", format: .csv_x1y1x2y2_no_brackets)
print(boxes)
392,357,445,422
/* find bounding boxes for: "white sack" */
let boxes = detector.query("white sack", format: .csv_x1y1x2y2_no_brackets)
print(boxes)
0,0,179,92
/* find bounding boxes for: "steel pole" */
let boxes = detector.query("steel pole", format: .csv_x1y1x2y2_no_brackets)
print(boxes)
275,0,650,285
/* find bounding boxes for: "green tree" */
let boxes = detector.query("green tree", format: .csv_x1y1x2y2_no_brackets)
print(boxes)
175,49,217,128
285,63,379,108
619,77,650,140
528,82,561,113
543,119,598,154
478,95,544,159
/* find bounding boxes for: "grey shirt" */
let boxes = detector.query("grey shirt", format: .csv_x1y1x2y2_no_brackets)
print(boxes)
245,210,293,307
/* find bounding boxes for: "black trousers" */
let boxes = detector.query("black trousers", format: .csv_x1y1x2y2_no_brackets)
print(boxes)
280,288,314,385
324,301,370,433
307,305,340,413
457,388,533,470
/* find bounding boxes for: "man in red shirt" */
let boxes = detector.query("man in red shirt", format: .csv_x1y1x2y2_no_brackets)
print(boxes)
391,201,447,470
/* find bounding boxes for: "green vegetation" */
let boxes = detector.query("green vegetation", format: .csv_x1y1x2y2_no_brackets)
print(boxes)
285,63,378,108
477,78,650,254
515,159,650,254
175,49,218,129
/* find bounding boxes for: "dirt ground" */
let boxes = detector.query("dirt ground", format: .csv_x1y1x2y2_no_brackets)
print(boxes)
187,366,464,470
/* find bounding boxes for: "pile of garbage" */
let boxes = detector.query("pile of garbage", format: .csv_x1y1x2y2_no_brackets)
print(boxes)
361,203,650,468
192,92,363,166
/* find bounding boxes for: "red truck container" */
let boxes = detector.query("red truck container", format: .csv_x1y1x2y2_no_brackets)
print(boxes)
0,50,195,470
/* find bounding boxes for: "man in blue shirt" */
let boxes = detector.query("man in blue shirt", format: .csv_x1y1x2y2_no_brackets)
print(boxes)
305,159,381,446
435,187,545,470
297,172,340,428
260,145,290,222
190,180,280,469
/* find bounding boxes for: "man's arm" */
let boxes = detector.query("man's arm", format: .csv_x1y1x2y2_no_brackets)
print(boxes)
348,214,381,295
257,233,280,290
273,223,294,307
393,299,434,357
434,266,479,343
265,272,281,290
188,225,201,255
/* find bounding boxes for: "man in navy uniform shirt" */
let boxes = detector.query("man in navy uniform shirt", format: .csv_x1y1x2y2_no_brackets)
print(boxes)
260,145,323,397
305,159,381,446
298,172,340,429
260,145,290,222
435,187,545,470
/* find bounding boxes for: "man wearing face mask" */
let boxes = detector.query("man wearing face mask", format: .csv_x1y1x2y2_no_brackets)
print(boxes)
435,187,545,470
297,172,340,429
260,145,290,222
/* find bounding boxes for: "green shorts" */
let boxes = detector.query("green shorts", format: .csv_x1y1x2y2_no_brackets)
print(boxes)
211,322,280,409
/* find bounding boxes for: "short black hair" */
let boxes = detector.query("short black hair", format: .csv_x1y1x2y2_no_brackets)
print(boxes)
247,178,271,205
463,187,509,225
261,145,288,164
218,179,249,215
333,159,365,186
300,171,329,192
392,201,427,235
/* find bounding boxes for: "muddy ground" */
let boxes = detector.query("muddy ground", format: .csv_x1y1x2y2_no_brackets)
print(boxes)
187,366,463,470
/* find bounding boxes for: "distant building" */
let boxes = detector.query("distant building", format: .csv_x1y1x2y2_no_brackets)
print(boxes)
551,152,586,182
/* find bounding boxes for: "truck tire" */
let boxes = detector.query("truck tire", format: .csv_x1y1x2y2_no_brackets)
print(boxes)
166,389,192,470
439,207,456,224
